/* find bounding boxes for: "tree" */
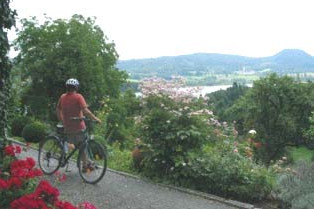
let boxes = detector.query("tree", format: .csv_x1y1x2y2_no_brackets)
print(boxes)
228,73,313,164
0,0,16,144
206,82,249,121
14,15,127,121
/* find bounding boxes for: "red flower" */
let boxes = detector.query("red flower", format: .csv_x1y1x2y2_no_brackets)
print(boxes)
0,178,9,189
4,145,22,157
56,200,78,209
26,157,36,168
15,145,22,154
35,180,60,203
10,193,50,209
7,177,23,189
4,145,15,157
10,158,42,180
29,168,43,177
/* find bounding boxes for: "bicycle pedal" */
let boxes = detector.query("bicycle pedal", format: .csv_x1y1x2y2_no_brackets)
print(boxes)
60,160,67,168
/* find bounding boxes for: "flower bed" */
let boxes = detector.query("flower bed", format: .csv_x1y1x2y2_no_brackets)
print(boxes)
0,143,98,209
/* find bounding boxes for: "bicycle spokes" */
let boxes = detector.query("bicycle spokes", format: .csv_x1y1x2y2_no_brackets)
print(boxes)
78,141,107,184
38,137,63,175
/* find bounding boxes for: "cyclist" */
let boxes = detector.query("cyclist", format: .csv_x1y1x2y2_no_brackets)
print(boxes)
56,78,101,161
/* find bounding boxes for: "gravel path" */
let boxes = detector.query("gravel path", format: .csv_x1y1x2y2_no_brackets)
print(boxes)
18,143,254,209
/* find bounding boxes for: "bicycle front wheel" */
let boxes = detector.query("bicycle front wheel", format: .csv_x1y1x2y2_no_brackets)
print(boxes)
77,140,107,184
38,136,64,175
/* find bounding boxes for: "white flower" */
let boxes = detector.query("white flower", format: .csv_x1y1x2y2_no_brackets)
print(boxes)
248,130,257,135
182,162,186,166
166,120,171,123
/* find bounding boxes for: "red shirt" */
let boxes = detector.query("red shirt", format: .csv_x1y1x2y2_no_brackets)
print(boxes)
57,92,87,133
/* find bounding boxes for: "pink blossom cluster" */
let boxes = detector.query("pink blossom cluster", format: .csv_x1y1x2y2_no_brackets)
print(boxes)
188,109,213,116
139,76,200,102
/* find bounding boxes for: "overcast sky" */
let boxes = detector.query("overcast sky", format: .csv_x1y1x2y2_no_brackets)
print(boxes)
9,0,314,60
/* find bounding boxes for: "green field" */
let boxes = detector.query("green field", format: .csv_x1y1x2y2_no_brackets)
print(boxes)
289,146,314,162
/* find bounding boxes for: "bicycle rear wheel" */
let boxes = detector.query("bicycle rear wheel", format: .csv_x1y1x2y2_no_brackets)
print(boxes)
77,140,107,184
38,136,64,175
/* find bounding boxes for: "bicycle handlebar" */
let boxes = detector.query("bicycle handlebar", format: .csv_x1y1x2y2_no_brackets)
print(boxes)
71,116,86,121
71,116,97,122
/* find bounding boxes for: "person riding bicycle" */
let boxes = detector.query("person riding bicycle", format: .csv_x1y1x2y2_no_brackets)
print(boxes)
56,78,101,149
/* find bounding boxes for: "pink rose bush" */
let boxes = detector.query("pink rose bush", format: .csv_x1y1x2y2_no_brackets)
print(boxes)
135,77,274,202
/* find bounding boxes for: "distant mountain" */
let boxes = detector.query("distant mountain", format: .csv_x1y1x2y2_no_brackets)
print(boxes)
117,49,314,79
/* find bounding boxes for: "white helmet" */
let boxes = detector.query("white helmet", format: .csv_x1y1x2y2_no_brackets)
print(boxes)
66,78,79,87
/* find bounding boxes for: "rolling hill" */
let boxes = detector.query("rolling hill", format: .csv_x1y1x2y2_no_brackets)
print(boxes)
117,49,314,79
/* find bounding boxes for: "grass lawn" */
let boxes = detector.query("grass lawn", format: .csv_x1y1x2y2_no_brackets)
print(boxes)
289,146,314,163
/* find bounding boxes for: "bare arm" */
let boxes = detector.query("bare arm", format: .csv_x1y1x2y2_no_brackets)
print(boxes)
83,107,102,123
56,100,63,122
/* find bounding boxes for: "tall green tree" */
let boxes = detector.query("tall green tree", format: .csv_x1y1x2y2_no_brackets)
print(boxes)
206,82,249,121
0,0,16,143
228,73,313,164
14,15,127,121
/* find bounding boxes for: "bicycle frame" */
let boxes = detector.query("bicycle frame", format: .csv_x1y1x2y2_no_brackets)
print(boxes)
58,131,89,167
39,119,107,184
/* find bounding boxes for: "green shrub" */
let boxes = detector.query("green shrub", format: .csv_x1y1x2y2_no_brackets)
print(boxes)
277,161,314,209
107,142,133,173
139,96,213,178
93,134,107,146
21,121,47,143
137,94,274,202
182,147,274,202
10,115,34,137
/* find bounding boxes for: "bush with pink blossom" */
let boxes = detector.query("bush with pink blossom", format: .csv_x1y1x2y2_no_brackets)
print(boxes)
136,77,274,202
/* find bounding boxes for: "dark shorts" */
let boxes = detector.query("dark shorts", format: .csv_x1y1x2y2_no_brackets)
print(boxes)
66,131,86,147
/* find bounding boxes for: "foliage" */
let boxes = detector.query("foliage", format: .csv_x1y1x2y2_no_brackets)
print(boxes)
10,115,34,137
288,146,314,163
137,94,274,201
107,142,133,173
138,94,215,178
21,121,48,143
276,161,314,209
182,143,274,202
13,14,127,121
206,82,249,121
302,111,314,149
7,65,25,123
95,90,141,148
132,77,275,202
0,0,17,140
227,73,314,164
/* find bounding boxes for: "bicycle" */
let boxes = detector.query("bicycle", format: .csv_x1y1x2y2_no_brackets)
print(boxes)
38,117,107,184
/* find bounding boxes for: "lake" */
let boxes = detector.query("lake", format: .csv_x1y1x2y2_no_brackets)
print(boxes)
179,84,253,97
